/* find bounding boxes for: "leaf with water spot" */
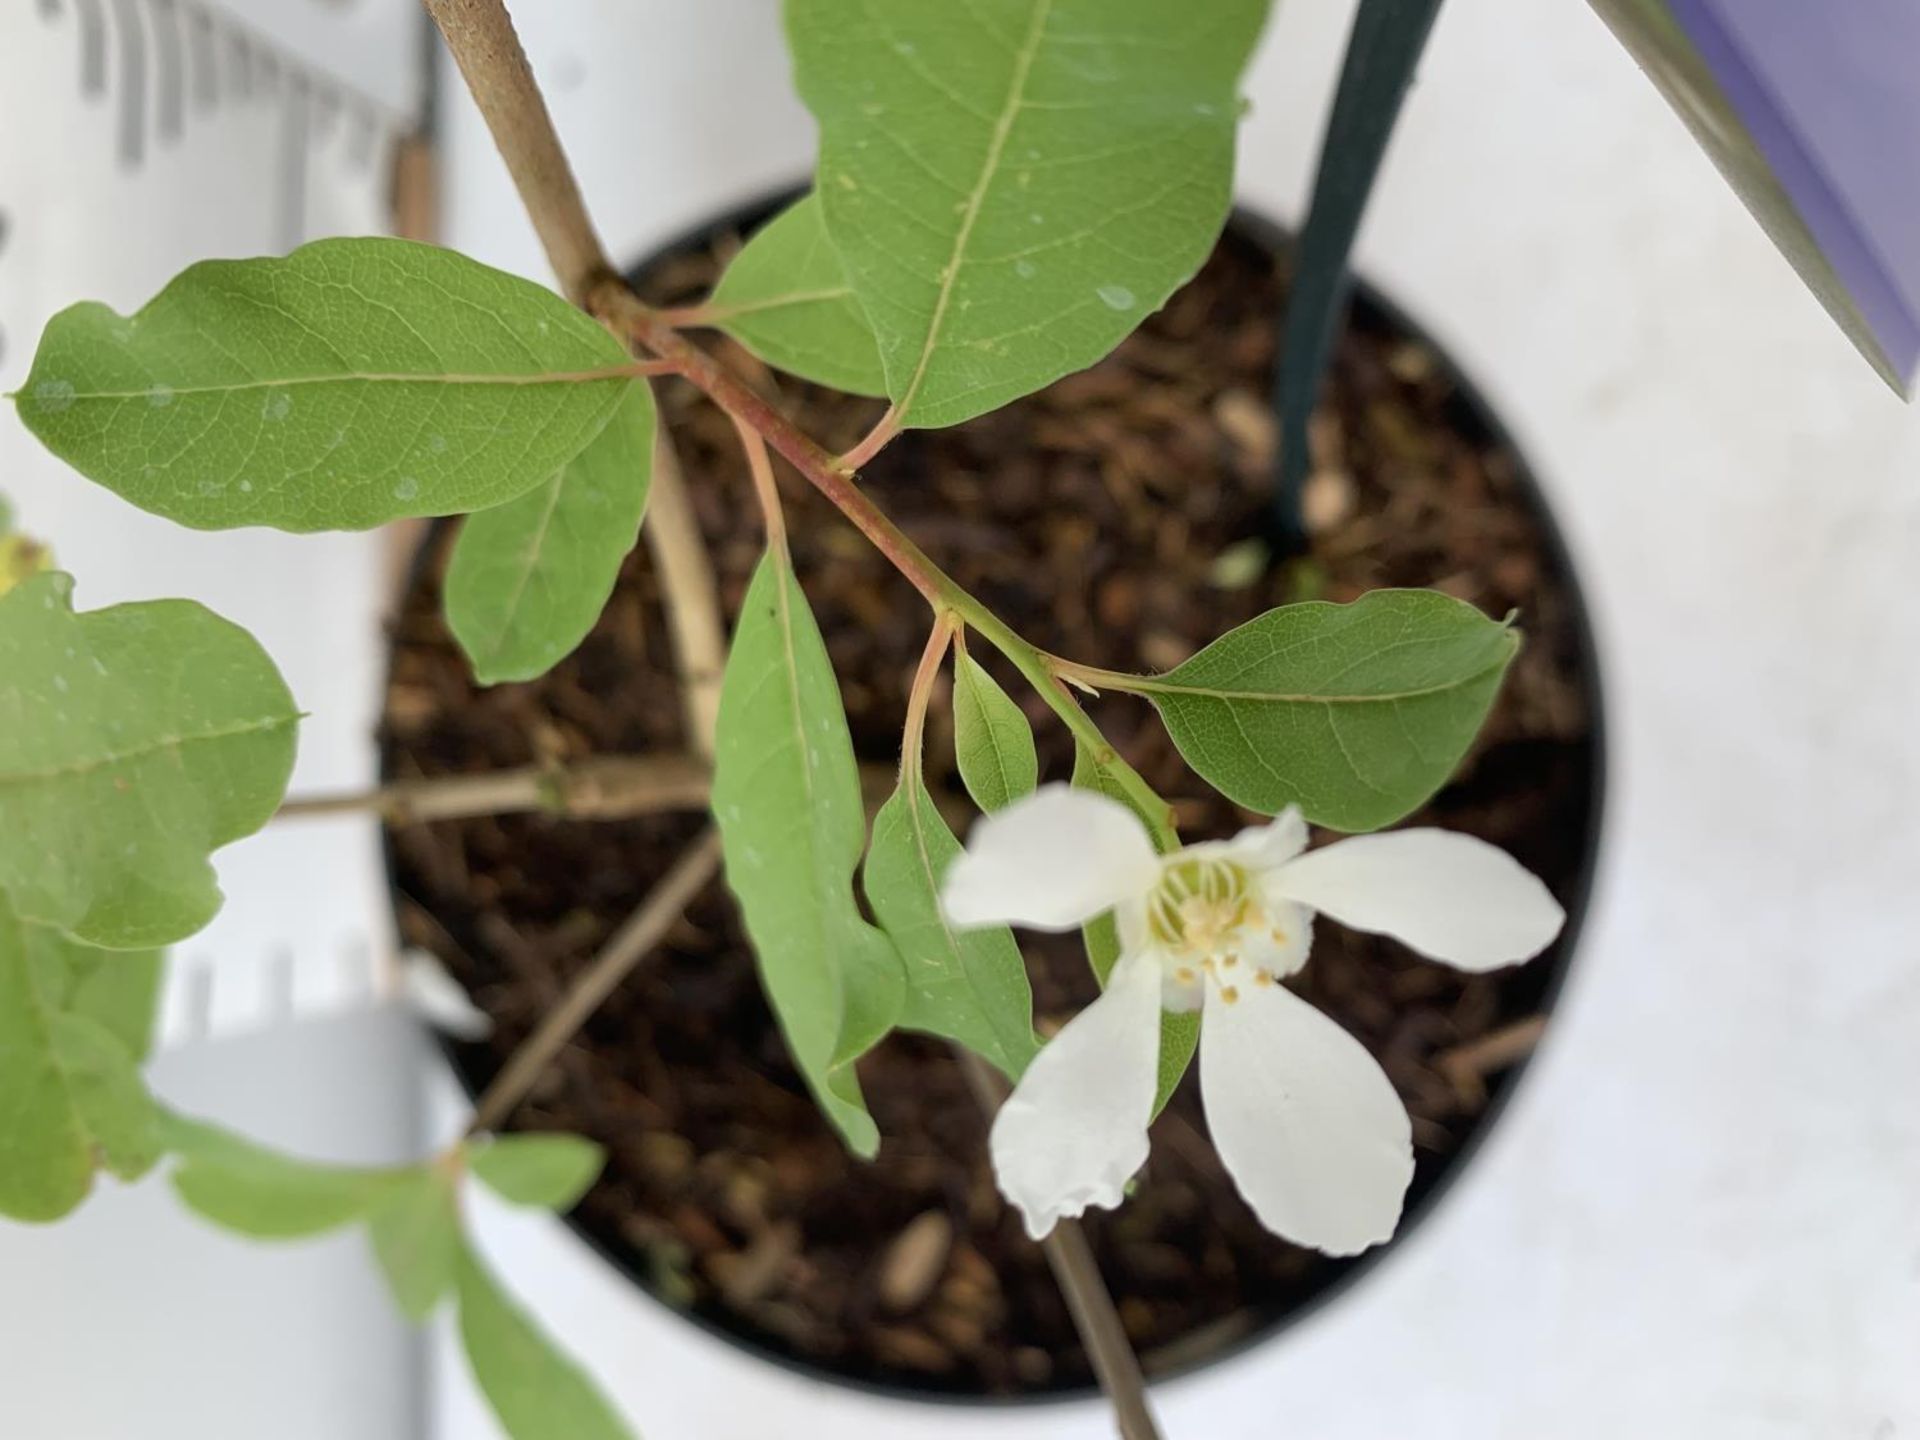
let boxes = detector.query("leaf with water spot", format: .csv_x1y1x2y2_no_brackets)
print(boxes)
709,194,887,394
711,550,904,1156
12,238,638,532
0,572,299,949
1140,589,1518,832
865,778,1039,1079
1070,745,1196,1113
445,380,656,684
787,0,1272,427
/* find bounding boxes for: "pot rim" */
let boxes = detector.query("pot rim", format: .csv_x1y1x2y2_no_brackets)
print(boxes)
382,184,1610,1411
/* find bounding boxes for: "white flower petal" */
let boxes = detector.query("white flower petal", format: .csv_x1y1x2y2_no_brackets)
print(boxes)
1224,806,1310,872
1201,979,1412,1255
943,783,1161,932
1269,829,1565,971
989,948,1162,1239
400,949,493,1040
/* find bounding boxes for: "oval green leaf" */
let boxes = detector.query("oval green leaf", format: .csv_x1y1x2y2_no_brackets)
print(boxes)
865,779,1039,1080
0,573,300,949
369,1170,461,1321
456,1241,636,1440
26,925,165,1063
1139,589,1519,832
0,895,96,1221
952,653,1037,813
446,380,657,684
13,237,637,532
711,550,905,1157
468,1133,605,1212
709,194,887,394
163,1114,408,1239
787,0,1271,427
0,895,164,1221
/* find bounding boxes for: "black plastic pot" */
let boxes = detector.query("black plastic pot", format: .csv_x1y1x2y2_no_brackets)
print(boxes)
383,190,1607,1407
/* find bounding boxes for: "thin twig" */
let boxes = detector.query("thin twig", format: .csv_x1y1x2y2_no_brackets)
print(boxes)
957,1050,1163,1440
275,754,711,824
730,409,787,552
837,404,902,471
645,432,728,757
420,0,611,306
469,829,723,1136
277,754,939,827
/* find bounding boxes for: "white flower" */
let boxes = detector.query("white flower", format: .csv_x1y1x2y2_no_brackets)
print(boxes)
400,948,494,1041
941,784,1565,1256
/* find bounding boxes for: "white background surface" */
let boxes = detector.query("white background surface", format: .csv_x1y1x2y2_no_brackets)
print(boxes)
3,0,1919,1436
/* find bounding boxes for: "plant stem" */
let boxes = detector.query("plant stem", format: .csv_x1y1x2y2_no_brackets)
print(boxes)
837,405,903,471
730,409,787,553
468,829,723,1136
423,0,1164,827
275,754,927,826
645,432,728,758
275,754,711,824
420,28,1178,1428
421,0,613,308
592,283,951,606
900,614,957,783
956,1049,1163,1440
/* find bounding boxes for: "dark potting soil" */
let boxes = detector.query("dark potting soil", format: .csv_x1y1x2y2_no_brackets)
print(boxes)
381,214,1599,1397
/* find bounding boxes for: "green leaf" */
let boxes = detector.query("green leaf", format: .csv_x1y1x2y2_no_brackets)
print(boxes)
0,895,163,1220
1139,589,1518,832
164,1114,408,1239
49,1012,163,1181
952,653,1037,813
13,237,638,533
0,895,95,1221
25,926,164,1062
787,0,1272,427
865,779,1039,1079
456,1240,637,1440
711,550,904,1157
708,194,887,395
0,573,300,949
1070,745,1196,1114
468,1134,604,1212
445,380,657,684
368,1169,460,1321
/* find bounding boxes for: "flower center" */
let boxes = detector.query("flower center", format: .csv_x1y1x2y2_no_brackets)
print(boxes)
1145,857,1256,953
1144,857,1298,1010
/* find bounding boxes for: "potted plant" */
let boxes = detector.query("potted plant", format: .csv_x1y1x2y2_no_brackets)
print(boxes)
1,2,1603,1435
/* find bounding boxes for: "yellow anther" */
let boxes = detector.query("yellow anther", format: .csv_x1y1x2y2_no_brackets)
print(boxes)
1253,970,1275,987
1220,985,1240,1005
